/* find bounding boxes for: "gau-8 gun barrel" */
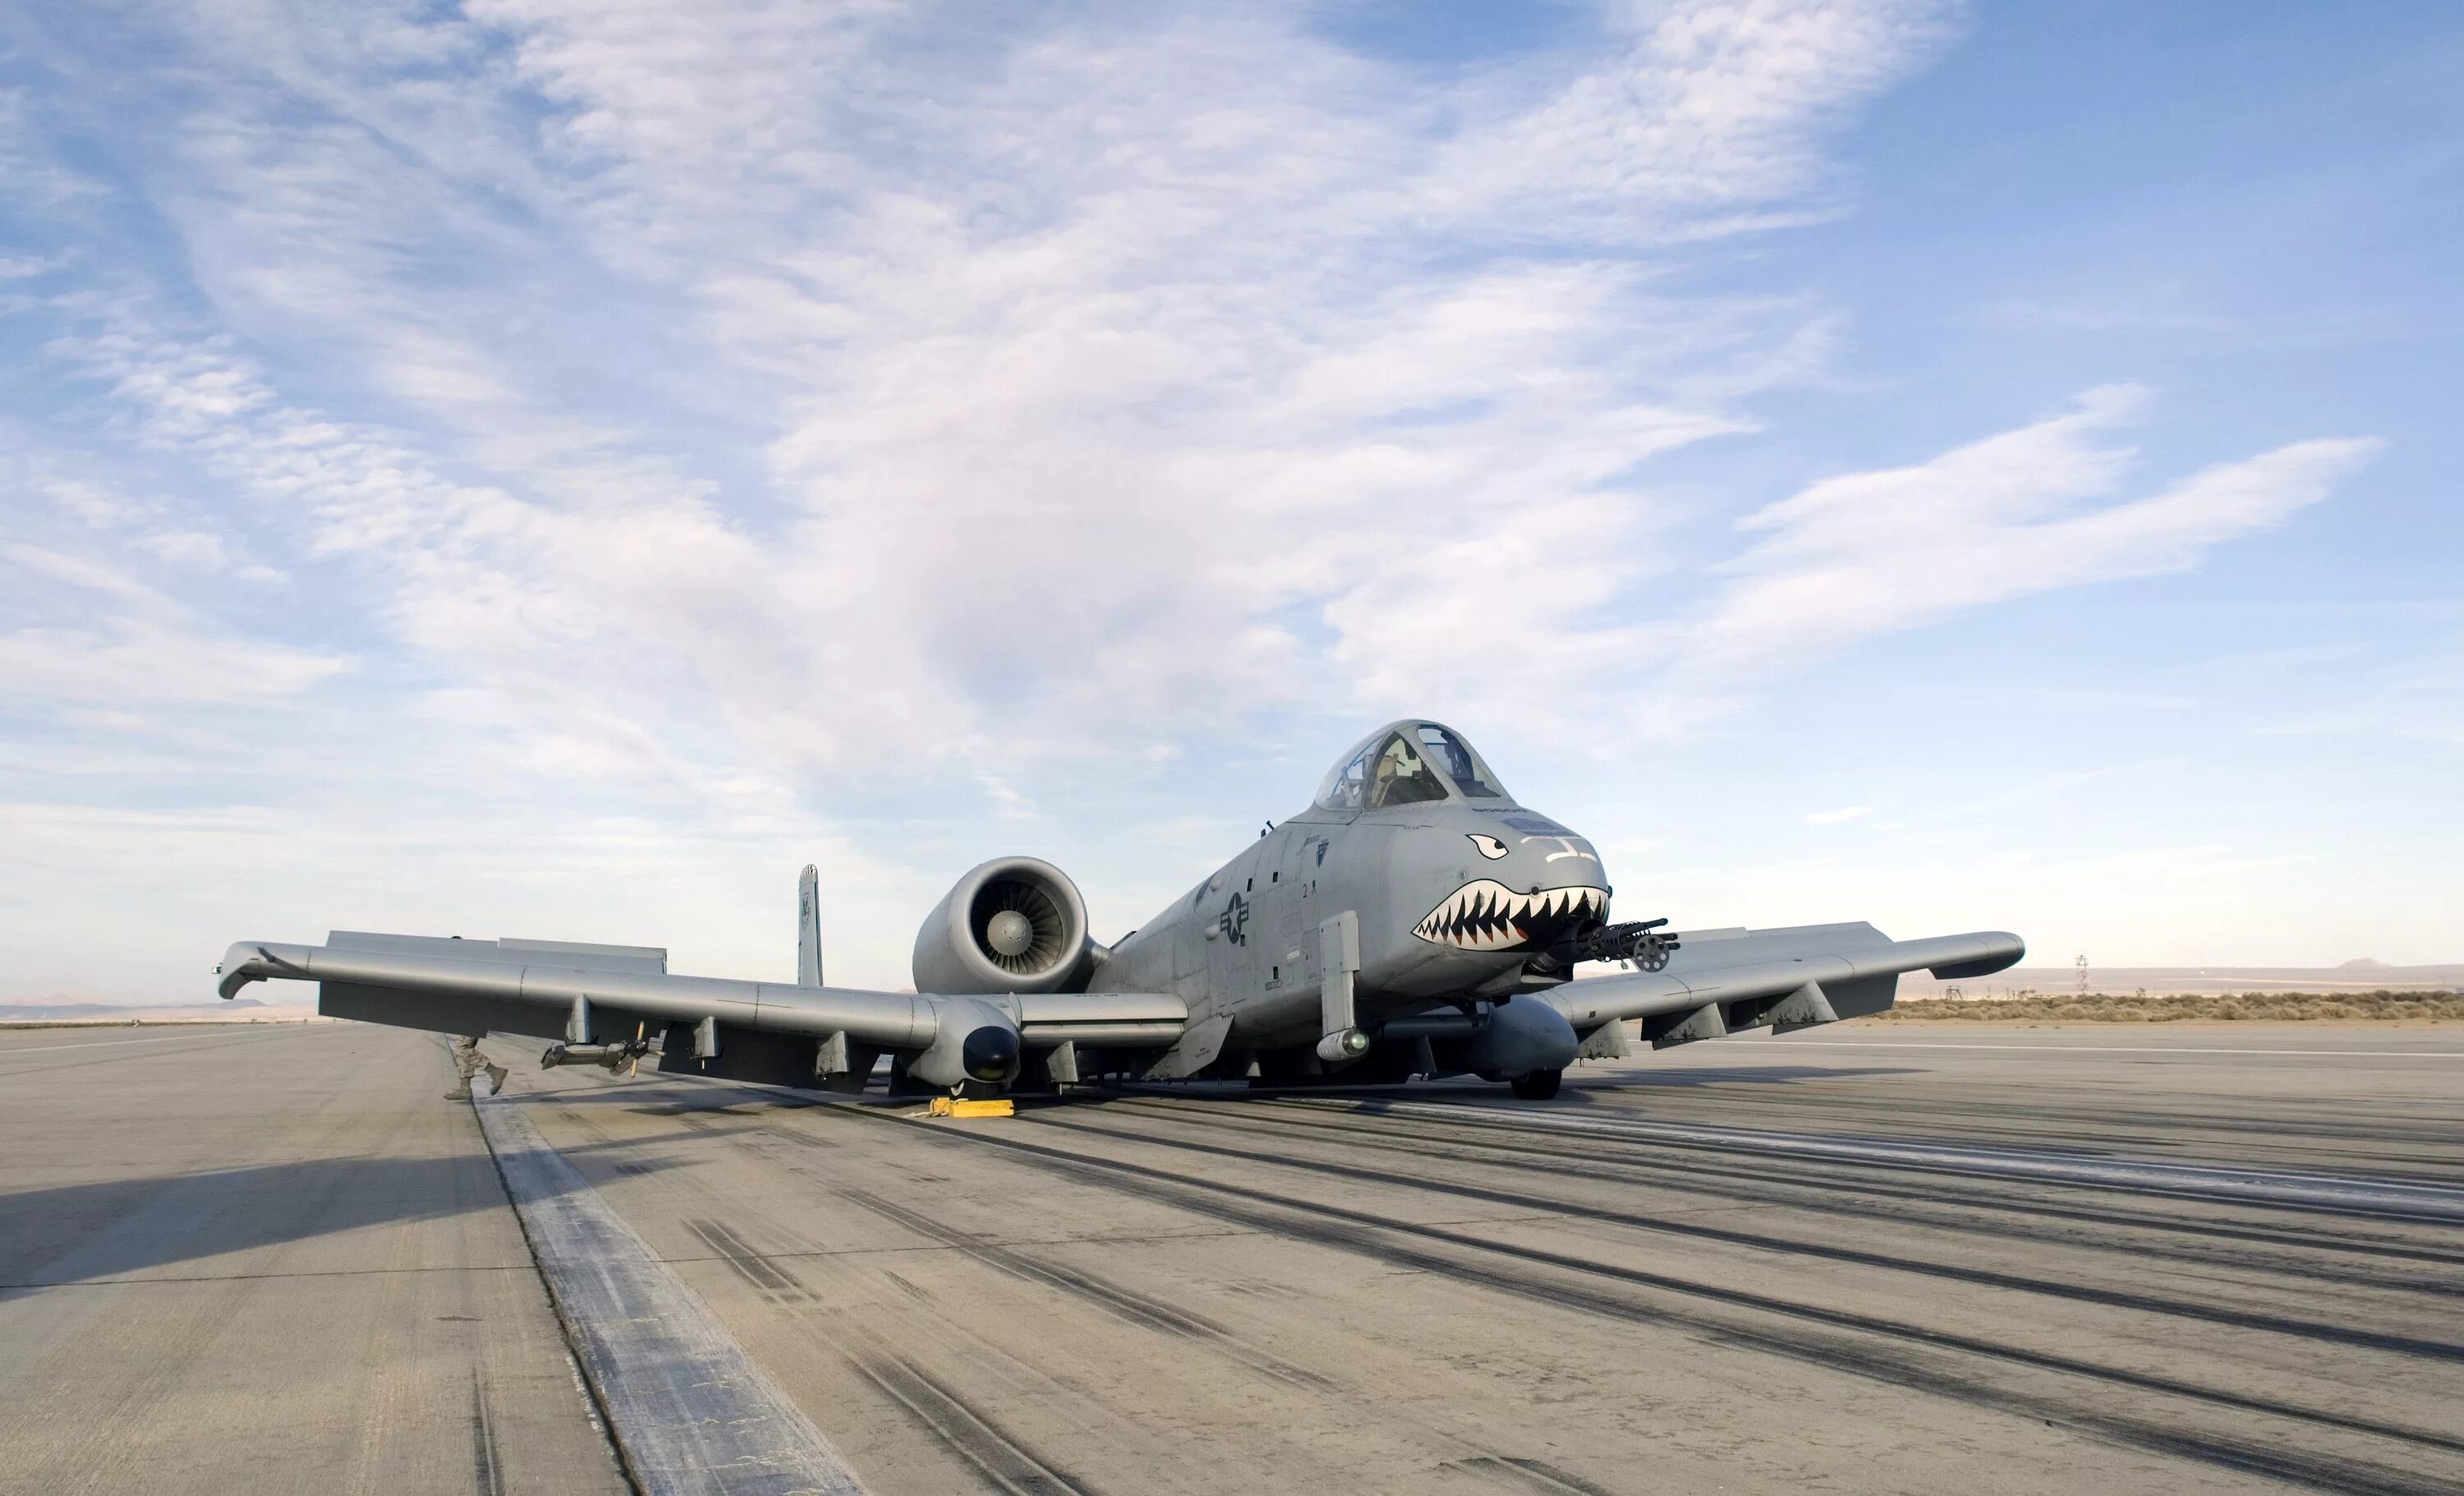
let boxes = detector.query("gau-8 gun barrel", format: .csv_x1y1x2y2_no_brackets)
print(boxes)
1524,916,1680,979
1573,918,1680,971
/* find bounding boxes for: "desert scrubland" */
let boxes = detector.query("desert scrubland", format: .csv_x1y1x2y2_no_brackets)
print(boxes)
1869,989,2463,1023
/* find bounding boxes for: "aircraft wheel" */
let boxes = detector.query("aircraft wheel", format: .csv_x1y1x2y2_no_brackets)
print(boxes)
1510,1068,1562,1100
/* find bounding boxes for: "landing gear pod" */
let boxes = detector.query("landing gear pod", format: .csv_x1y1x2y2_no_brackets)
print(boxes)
903,996,1024,1090
1432,998,1577,1081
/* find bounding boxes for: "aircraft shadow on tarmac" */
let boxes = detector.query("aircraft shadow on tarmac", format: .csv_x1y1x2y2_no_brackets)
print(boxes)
1555,1064,1926,1094
537,1061,1925,1118
0,1128,698,1290
2,1061,1924,1287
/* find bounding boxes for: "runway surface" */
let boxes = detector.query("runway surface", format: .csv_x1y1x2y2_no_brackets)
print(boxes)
0,1022,625,1496
4,1022,2461,1494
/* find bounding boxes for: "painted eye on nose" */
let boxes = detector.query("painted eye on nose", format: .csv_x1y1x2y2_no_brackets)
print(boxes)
1466,833,1508,860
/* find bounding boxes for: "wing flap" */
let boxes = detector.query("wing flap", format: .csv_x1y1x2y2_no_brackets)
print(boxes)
329,929,669,975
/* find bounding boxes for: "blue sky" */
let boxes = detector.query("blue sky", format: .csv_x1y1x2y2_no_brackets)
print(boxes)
2,1,2457,1003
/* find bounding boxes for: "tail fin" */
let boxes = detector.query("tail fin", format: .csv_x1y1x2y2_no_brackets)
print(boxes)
797,865,825,988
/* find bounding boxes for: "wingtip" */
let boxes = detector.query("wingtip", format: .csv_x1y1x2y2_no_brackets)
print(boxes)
215,938,315,999
1928,931,2025,980
216,940,265,999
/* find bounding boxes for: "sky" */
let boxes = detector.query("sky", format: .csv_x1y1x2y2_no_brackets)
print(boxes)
2,1,2457,1003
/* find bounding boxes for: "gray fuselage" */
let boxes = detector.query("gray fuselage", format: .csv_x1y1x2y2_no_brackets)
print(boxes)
1092,795,1611,1056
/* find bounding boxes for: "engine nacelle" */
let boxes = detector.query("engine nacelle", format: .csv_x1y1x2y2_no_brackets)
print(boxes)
912,856,1094,995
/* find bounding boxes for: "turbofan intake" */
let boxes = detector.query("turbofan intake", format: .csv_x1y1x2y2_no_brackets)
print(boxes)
912,856,1095,995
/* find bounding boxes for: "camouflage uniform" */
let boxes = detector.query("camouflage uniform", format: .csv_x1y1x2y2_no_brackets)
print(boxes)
445,1035,509,1101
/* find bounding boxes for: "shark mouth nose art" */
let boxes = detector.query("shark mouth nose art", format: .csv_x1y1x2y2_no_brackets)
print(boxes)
1414,880,1608,953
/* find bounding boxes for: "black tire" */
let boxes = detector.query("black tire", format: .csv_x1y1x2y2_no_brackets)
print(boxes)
1510,1068,1562,1100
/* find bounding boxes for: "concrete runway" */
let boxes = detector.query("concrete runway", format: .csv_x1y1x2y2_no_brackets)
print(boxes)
0,1022,625,1496
5,1022,2461,1494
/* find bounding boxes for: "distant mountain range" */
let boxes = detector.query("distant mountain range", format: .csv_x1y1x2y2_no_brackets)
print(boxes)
0,998,281,1020
1901,962,2463,998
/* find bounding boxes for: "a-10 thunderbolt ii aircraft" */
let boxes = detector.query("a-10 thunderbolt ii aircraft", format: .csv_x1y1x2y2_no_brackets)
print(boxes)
218,721,2024,1101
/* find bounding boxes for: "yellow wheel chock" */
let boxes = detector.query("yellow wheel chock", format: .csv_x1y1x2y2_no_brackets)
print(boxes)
927,1096,1015,1118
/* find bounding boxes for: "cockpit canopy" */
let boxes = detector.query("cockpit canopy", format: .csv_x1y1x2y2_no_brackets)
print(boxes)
1314,721,1514,811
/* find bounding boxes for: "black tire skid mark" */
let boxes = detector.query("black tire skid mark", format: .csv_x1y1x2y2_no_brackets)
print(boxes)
546,1079,2462,1490
1253,1085,2464,1211
857,1352,1104,1496
536,1104,839,1310
1043,1108,2464,1370
1095,1097,2464,1310
830,1182,1338,1393
1184,1094,2464,1287
467,1370,507,1496
683,1217,807,1300
1441,1455,1621,1496
706,1220,1119,1496
812,1106,2464,1496
1114,1095,2464,1291
1363,1101,2464,1232
726,1107,1690,1492
1565,1081,2464,1165
1239,1094,2464,1255
533,1098,1109,1495
1046,1113,2464,1409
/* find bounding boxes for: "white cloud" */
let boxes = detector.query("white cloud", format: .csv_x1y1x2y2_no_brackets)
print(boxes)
0,0,2408,994
1676,388,2381,697
0,252,67,280
120,526,283,584
15,0,1975,794
0,542,346,705
1805,804,1867,824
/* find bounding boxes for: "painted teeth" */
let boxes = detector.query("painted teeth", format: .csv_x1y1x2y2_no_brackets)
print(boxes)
1413,881,1607,952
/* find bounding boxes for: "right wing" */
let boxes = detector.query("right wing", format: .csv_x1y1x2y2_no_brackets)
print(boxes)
215,930,1186,1089
1538,922,2022,1048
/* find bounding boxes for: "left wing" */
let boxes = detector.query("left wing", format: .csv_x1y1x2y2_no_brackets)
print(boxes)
216,930,1186,1090
1538,922,2022,1050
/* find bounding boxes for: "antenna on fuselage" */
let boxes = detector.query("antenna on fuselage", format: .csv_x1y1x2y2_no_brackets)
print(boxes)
797,864,824,988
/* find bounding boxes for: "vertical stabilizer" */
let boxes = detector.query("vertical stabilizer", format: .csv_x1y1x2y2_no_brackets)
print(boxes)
797,865,825,988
